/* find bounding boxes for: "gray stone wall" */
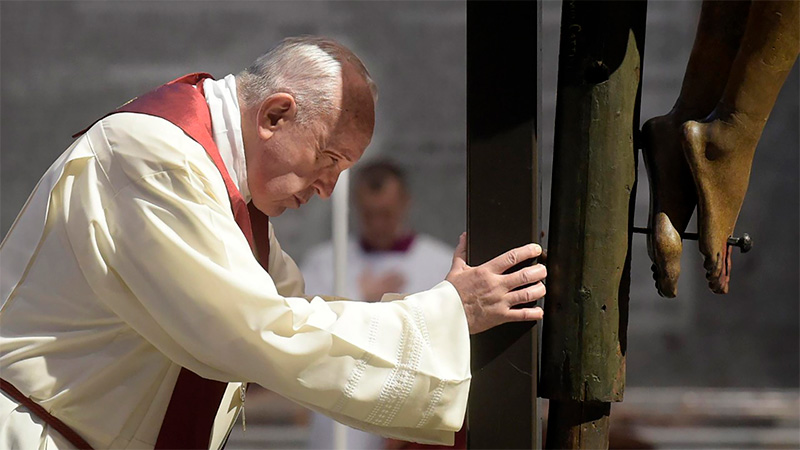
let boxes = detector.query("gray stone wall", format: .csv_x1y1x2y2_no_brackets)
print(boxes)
2,0,797,388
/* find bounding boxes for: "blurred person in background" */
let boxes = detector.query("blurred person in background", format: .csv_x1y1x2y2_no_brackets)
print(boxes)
303,160,454,301
303,160,463,449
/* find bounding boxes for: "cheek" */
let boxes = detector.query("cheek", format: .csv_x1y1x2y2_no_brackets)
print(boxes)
263,172,319,202
249,160,304,200
247,141,322,203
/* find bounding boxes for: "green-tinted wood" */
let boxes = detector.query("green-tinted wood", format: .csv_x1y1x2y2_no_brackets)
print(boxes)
542,0,648,446
541,0,646,406
546,400,611,450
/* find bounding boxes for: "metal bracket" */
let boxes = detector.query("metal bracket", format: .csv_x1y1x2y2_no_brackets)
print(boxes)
632,227,753,253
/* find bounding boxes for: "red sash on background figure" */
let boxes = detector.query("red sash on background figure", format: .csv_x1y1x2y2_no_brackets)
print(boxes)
72,73,272,449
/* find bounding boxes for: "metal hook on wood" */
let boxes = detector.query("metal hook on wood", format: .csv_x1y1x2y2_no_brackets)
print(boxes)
632,227,753,253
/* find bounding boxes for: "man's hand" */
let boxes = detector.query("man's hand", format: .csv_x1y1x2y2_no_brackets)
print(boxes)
446,233,546,334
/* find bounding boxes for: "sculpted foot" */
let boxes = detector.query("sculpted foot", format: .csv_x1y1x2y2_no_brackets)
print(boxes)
650,212,683,296
641,114,699,297
681,117,757,294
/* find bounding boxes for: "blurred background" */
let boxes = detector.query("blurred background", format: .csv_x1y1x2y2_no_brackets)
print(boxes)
1,1,797,448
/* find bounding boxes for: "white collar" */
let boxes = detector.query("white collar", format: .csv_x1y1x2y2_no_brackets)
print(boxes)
202,74,250,203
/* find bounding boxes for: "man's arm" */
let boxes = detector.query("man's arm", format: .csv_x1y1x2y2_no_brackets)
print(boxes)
99,154,470,444
89,113,545,444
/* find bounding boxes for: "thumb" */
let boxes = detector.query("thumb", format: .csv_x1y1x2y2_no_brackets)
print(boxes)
453,232,467,266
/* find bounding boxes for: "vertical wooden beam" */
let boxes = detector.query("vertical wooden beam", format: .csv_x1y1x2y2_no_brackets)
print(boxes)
540,1,647,448
466,1,540,448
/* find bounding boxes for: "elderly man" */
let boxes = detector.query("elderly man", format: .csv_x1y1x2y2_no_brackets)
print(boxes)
0,37,546,449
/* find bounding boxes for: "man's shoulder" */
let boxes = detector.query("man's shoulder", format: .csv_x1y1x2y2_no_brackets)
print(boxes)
91,113,218,189
98,113,201,159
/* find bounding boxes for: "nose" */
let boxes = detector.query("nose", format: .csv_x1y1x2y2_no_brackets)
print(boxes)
314,170,341,199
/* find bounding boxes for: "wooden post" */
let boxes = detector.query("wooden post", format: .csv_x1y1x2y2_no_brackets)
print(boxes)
539,1,647,448
466,1,541,448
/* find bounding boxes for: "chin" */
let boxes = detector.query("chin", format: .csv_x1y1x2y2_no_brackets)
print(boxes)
253,202,285,217
267,206,287,217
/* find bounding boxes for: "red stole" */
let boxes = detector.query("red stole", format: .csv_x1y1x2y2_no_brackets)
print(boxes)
75,73,270,449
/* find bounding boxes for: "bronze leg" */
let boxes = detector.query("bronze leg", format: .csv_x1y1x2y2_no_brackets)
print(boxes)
642,0,751,297
682,0,799,293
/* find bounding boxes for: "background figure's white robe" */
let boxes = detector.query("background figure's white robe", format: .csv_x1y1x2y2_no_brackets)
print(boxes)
303,236,454,302
0,112,471,449
302,236,455,449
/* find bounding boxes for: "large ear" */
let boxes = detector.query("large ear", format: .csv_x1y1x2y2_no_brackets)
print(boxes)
256,93,297,140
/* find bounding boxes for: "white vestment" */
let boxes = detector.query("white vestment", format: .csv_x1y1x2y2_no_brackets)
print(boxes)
302,236,455,449
0,76,471,449
303,236,454,302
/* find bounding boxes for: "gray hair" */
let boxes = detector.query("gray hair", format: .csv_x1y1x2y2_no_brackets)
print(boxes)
237,36,377,126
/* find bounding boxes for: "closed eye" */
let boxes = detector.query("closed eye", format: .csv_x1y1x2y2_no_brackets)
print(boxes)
326,153,340,168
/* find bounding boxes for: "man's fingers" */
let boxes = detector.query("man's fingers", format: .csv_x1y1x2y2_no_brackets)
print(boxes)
486,243,542,273
507,282,546,306
506,306,544,322
503,264,547,289
453,232,467,264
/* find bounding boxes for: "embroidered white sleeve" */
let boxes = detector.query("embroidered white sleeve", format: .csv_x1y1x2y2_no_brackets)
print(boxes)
92,115,470,444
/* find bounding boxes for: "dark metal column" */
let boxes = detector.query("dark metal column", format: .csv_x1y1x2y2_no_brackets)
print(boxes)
466,1,540,448
540,1,647,448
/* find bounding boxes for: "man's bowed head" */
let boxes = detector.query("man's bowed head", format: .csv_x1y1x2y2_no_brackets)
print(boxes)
236,37,546,335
